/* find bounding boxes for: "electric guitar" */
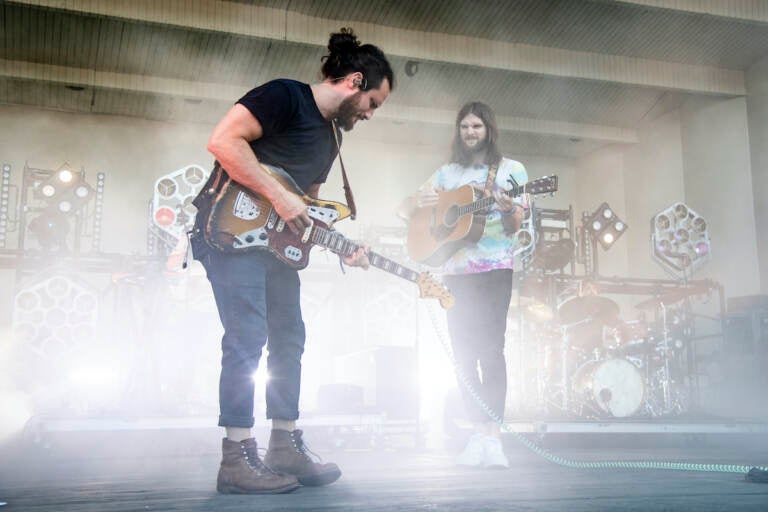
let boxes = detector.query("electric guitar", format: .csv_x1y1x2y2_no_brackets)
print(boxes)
202,164,455,309
406,175,558,267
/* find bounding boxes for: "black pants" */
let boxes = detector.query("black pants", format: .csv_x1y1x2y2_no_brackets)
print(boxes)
444,269,513,424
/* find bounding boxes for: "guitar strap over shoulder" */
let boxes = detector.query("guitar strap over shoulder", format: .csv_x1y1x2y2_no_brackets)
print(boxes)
331,120,357,220
483,161,500,195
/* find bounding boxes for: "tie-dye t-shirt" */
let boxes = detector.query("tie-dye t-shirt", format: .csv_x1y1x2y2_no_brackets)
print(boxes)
419,157,528,275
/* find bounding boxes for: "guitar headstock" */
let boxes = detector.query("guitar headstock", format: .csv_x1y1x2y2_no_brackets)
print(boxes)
416,272,455,309
525,175,558,196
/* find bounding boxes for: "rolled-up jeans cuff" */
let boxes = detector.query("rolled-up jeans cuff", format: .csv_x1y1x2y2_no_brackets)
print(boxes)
218,414,255,429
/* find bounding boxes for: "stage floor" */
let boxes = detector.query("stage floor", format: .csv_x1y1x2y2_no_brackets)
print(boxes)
1,424,767,511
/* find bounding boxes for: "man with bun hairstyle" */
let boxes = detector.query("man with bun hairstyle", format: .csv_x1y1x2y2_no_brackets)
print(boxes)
190,28,394,494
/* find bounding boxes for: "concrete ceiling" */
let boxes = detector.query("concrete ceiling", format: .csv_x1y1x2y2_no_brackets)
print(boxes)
2,0,767,158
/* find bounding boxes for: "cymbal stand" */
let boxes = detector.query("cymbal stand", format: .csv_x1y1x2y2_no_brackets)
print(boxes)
558,316,591,414
560,325,570,412
659,302,673,413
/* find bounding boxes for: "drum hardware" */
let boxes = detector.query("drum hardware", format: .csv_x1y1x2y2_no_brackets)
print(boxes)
558,295,620,325
507,281,698,420
634,283,710,311
530,238,575,272
548,316,610,414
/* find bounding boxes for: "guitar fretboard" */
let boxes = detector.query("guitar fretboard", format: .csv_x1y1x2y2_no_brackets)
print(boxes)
457,176,556,217
310,225,419,282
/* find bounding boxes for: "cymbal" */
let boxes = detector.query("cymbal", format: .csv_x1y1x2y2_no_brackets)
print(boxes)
508,296,555,323
558,295,619,324
527,302,555,323
635,287,706,310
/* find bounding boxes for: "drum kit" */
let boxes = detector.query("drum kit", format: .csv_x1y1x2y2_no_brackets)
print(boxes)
509,282,692,420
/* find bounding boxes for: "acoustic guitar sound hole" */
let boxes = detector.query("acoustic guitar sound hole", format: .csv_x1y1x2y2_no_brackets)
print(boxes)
444,205,459,226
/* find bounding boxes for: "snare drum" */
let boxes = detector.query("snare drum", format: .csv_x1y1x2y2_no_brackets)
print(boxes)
572,358,645,417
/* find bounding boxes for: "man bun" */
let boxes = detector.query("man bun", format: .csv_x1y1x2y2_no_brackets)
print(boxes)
327,27,360,55
320,27,395,91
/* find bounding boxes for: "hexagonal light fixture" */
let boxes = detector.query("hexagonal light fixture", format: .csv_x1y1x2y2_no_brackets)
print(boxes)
651,202,710,279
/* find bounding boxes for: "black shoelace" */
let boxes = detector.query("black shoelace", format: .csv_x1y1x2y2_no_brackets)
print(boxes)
291,431,322,463
242,443,278,475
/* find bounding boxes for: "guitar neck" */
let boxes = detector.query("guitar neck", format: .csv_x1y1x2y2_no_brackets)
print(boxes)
459,184,525,217
310,225,419,283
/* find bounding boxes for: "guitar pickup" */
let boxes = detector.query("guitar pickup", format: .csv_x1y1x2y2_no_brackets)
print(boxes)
283,245,303,262
267,210,278,229
301,219,314,243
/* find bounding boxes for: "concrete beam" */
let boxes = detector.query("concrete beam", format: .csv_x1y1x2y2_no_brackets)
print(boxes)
11,0,745,95
378,105,638,144
610,0,768,24
0,58,638,144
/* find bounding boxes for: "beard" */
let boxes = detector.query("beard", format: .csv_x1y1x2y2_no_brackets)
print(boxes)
461,137,488,155
335,91,363,131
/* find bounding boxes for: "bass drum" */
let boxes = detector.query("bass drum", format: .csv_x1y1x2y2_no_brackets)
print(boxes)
572,358,645,418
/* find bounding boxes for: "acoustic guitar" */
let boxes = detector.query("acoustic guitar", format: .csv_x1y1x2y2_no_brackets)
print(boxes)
406,175,558,266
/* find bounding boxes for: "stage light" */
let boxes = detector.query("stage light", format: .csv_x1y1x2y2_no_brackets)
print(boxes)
50,180,93,216
74,184,90,199
34,163,78,202
24,163,100,251
0,163,11,248
151,164,208,242
585,202,627,250
56,167,74,184
12,273,98,358
41,184,56,197
651,202,710,279
92,172,105,251
57,200,73,213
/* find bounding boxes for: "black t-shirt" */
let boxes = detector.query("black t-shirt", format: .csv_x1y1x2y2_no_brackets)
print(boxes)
237,79,339,192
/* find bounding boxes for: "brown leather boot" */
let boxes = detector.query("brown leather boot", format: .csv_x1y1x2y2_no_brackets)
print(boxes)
216,438,300,494
264,429,341,486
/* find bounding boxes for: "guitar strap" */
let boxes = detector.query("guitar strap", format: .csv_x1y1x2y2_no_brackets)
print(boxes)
331,120,357,220
483,161,500,195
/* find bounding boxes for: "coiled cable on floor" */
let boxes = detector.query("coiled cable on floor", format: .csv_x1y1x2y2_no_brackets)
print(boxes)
425,301,768,475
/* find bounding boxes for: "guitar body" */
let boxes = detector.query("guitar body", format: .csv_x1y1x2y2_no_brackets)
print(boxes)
407,175,559,267
200,164,455,308
204,164,351,269
407,185,487,266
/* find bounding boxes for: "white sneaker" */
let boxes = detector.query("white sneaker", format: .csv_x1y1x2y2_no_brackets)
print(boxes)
455,433,485,467
483,436,509,469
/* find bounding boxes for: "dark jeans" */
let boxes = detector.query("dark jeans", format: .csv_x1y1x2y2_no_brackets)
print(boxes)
444,269,513,424
198,248,306,428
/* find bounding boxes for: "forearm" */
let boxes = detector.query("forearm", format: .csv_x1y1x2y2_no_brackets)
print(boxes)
208,136,290,204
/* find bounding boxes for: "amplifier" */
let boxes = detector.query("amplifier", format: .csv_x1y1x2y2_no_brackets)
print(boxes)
727,294,768,313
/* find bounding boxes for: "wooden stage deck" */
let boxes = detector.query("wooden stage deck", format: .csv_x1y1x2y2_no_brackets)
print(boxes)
1,419,767,511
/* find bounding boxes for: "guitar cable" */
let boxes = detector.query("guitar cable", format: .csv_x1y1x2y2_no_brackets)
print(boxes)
424,301,768,478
